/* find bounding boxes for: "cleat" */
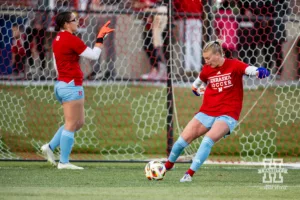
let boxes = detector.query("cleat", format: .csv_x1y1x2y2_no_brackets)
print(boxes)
57,162,84,170
164,160,175,171
166,165,175,171
141,70,158,80
141,73,151,80
180,173,192,182
41,144,56,166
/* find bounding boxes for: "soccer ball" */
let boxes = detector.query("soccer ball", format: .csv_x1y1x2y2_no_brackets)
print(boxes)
144,160,166,180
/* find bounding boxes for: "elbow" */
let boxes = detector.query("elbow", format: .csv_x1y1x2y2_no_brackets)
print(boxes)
90,56,99,60
81,48,101,60
91,52,101,60
89,53,101,60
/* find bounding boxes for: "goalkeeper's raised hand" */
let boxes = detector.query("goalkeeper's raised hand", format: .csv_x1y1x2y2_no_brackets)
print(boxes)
96,21,114,44
256,67,270,79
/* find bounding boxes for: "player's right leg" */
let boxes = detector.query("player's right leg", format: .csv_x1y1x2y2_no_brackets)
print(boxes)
165,114,209,170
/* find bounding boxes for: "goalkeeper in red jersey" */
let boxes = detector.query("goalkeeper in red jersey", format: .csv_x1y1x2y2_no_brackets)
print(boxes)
41,11,113,169
164,39,270,182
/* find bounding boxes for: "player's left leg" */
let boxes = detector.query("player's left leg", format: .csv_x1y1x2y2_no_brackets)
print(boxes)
41,125,64,166
165,116,209,170
180,116,237,182
48,125,64,151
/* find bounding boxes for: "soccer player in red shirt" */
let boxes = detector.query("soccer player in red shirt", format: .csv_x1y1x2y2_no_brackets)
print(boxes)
41,11,114,169
133,0,168,80
11,23,30,76
173,0,203,73
164,40,270,182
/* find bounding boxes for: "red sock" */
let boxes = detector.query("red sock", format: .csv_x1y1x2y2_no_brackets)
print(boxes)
186,169,195,177
165,160,174,170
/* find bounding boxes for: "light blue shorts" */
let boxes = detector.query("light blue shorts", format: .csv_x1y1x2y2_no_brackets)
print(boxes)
54,80,84,104
194,112,237,136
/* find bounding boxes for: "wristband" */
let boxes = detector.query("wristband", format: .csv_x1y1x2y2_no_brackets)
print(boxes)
96,38,104,44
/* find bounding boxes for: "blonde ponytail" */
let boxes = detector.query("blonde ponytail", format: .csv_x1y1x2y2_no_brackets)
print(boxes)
203,39,224,56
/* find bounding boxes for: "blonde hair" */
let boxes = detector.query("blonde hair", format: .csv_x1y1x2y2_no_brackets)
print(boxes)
203,39,224,56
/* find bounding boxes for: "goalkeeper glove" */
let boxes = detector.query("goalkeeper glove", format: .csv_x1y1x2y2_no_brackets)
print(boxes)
256,67,270,79
96,21,114,44
192,86,205,96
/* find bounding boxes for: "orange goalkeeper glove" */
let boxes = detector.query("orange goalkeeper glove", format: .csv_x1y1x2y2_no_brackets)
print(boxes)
96,21,114,44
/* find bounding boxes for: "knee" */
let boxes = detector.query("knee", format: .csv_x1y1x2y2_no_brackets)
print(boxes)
65,119,84,132
182,127,201,143
193,124,206,138
76,119,85,131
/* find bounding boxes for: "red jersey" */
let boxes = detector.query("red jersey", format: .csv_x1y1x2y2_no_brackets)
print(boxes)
52,31,87,86
199,59,248,120
173,0,203,19
133,0,160,30
215,9,238,51
12,38,26,57
136,0,157,10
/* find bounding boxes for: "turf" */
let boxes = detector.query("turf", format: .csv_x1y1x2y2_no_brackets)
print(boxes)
0,162,299,200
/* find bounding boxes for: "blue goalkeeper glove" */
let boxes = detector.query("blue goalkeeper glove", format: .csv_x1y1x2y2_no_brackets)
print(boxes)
192,86,205,96
256,67,270,79
192,86,200,96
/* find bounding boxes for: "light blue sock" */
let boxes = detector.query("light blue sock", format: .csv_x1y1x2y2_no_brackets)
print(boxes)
168,136,189,162
190,136,214,171
49,125,64,151
60,129,74,164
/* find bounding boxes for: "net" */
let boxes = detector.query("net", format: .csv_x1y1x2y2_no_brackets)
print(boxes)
0,0,299,164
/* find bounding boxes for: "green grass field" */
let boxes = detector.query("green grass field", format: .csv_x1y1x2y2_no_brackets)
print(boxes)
0,161,299,200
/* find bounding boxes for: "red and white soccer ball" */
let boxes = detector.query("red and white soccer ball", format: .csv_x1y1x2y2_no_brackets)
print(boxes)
145,160,166,180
